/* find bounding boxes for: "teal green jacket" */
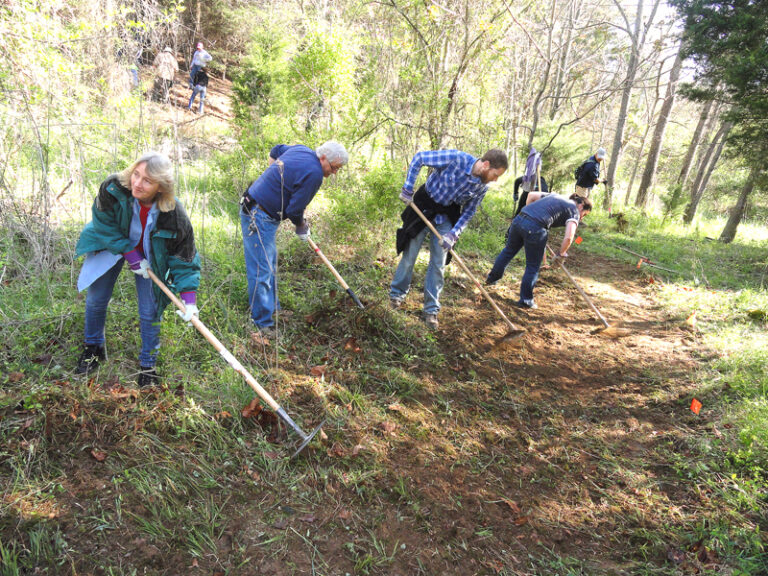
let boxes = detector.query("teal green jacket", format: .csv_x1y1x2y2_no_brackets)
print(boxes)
75,176,201,319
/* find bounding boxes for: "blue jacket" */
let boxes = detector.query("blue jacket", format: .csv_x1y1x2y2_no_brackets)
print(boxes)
75,176,201,319
245,145,324,227
576,156,601,188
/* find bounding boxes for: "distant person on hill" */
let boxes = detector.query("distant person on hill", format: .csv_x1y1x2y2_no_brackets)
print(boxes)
187,68,209,114
574,148,606,197
513,174,549,216
486,193,591,309
240,141,349,341
152,46,179,103
74,152,201,388
391,149,508,330
189,42,212,88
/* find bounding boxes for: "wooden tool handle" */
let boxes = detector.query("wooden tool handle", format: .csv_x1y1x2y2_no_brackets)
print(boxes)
146,269,281,411
545,245,610,328
408,202,521,334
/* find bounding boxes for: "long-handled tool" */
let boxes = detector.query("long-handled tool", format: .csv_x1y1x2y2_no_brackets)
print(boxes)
545,245,630,338
306,237,364,309
612,245,685,276
147,269,323,457
407,202,525,343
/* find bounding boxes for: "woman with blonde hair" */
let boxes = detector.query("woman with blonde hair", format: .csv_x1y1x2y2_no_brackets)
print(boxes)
74,151,201,387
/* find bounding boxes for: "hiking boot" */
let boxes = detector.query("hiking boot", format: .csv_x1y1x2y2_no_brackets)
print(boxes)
514,299,538,310
138,367,160,388
485,277,499,286
75,344,105,374
390,297,404,310
423,313,439,329
258,325,277,339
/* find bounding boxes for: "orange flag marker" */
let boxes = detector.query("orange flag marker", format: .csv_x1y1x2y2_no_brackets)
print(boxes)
637,259,643,269
690,398,702,415
575,236,583,245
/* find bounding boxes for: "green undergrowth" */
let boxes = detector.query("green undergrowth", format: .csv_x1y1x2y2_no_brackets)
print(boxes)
1,163,767,574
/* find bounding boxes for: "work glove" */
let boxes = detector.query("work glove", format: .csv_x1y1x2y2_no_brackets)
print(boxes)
295,221,310,241
176,304,199,324
176,292,199,324
441,231,457,252
124,249,150,279
399,187,414,204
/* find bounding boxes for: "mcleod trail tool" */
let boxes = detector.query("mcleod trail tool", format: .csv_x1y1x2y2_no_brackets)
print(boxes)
407,202,525,343
147,269,323,458
306,237,364,309
545,246,631,338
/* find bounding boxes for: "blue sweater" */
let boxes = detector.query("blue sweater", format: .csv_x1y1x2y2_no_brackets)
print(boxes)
576,156,601,188
246,145,324,226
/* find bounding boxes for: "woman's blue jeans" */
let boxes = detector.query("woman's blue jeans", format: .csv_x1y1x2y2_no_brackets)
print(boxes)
188,85,206,113
487,215,548,305
241,208,279,328
84,258,160,367
389,218,453,315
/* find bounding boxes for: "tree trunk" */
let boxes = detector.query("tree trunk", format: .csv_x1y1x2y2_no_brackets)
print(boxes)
683,121,733,223
635,47,684,208
549,0,577,120
526,0,558,149
677,97,715,187
719,166,758,243
605,0,662,210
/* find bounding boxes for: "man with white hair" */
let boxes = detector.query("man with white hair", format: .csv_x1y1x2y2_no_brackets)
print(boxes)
240,141,349,339
574,148,607,197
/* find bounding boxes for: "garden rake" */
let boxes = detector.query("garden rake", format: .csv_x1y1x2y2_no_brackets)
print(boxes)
147,269,324,458
407,202,525,344
545,245,631,338
306,237,365,309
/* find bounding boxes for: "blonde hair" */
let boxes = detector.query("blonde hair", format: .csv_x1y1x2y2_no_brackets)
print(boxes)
119,152,176,212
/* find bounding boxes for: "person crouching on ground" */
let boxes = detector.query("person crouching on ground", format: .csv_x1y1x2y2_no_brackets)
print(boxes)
485,193,592,309
74,152,201,387
390,148,508,329
240,141,349,340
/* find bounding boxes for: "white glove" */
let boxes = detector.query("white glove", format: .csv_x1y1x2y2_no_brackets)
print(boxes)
176,304,199,324
130,259,151,279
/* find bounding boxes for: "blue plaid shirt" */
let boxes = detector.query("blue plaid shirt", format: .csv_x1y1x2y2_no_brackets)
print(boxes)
403,150,488,236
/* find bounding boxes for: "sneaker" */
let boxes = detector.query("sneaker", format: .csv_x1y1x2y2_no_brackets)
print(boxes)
138,367,160,388
258,325,277,338
423,313,439,329
390,297,405,310
514,300,538,310
75,344,105,374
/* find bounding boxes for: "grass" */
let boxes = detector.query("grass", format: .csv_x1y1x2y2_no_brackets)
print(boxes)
1,147,767,574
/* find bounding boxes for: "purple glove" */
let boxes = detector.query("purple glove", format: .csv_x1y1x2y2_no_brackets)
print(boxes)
399,187,414,204
295,220,310,241
124,249,150,279
441,232,457,252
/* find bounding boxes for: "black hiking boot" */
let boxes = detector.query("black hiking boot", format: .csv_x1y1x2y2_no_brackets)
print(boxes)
74,344,106,374
138,367,160,388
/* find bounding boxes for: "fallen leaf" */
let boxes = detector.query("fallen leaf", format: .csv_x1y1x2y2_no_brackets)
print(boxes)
501,499,521,515
310,365,327,377
343,337,361,353
387,403,404,412
379,421,398,435
351,444,364,456
667,547,686,564
304,312,319,324
513,515,529,526
215,411,232,420
91,450,107,462
338,508,351,520
300,514,316,523
273,518,288,529
329,443,345,457
190,558,199,568
8,372,24,383
241,398,262,419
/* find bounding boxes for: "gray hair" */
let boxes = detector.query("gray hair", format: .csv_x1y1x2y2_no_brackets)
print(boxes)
316,141,349,166
119,151,176,212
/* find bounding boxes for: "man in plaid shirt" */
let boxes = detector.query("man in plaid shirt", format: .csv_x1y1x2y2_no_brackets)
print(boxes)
390,148,508,329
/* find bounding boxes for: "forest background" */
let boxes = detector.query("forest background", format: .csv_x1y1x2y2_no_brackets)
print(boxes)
1,0,767,574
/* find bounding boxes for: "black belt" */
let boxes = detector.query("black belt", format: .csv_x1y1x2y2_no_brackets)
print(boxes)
240,193,278,219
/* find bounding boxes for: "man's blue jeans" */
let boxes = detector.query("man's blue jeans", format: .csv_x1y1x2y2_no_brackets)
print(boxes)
487,215,548,305
241,208,279,328
390,218,453,315
189,65,201,88
84,258,160,367
188,85,206,113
